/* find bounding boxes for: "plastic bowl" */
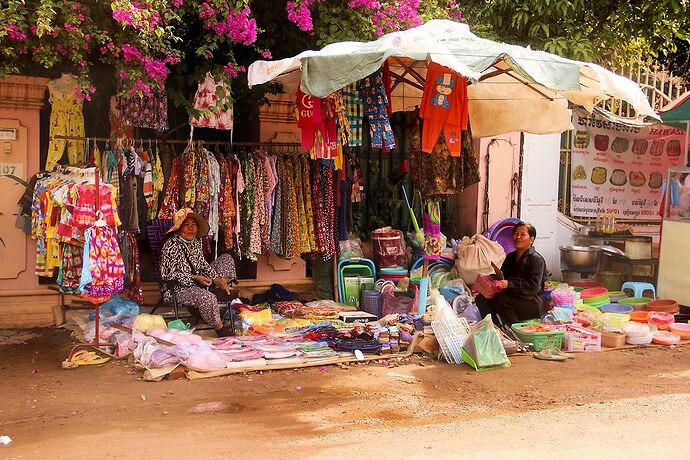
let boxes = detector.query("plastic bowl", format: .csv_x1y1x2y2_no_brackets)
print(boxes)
629,311,649,323
584,295,611,305
602,312,630,328
669,323,690,339
618,297,653,307
623,323,651,338
586,299,611,309
648,312,674,330
601,304,634,314
645,299,679,314
626,334,653,345
607,291,629,303
652,331,681,345
580,287,609,299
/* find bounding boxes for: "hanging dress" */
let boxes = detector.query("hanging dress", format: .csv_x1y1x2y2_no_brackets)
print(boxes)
46,76,86,171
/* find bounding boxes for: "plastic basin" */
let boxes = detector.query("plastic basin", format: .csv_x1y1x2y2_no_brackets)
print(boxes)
652,331,681,345
584,295,611,305
618,297,652,307
629,311,649,323
608,291,629,303
581,287,609,299
648,312,674,330
602,312,630,328
645,299,679,314
601,304,634,314
669,323,690,339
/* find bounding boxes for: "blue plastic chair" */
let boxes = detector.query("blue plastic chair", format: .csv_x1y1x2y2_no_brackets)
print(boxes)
621,282,656,299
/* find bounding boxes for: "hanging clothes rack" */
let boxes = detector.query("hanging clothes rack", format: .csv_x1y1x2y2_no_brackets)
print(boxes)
52,135,302,154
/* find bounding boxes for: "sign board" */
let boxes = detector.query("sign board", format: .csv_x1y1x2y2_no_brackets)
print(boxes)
0,163,23,178
570,109,687,220
0,128,18,140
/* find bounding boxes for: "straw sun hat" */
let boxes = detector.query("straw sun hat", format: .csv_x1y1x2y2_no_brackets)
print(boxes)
166,208,210,239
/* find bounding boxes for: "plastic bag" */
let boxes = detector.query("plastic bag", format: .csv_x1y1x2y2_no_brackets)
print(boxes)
381,290,416,316
455,234,506,285
88,295,140,320
133,313,167,333
461,314,511,371
339,239,364,261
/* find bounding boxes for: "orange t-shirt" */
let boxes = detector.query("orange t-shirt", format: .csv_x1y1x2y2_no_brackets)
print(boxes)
420,62,468,129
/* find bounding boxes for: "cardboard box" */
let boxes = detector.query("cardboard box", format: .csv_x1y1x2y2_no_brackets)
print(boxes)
339,311,378,323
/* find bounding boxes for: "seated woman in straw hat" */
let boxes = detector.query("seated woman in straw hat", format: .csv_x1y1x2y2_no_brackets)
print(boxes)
159,208,237,337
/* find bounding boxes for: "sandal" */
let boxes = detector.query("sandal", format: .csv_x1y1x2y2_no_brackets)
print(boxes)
62,350,111,369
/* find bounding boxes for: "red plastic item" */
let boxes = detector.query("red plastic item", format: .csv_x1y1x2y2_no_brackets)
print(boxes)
652,331,681,345
648,312,674,330
371,228,406,268
580,287,609,299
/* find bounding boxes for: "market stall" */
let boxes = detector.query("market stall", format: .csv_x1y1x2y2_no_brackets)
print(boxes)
32,20,690,378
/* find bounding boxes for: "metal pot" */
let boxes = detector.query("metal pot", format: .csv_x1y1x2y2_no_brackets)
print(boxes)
559,245,601,273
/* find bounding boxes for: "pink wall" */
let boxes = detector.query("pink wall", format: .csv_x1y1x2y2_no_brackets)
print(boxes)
474,133,521,233
0,76,49,292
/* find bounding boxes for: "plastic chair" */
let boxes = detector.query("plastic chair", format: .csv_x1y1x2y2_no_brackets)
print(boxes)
146,219,200,323
621,282,656,299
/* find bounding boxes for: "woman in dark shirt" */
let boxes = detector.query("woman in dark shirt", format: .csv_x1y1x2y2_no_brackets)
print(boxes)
475,222,548,326
160,208,237,336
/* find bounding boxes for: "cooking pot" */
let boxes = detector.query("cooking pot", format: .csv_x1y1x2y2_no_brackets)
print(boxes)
559,245,601,273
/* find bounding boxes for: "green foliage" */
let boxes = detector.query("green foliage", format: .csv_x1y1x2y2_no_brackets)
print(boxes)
462,0,690,64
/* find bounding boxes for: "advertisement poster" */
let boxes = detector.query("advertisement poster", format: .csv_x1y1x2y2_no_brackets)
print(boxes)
570,109,687,220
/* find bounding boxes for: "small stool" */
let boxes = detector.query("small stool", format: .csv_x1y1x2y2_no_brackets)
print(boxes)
621,282,656,299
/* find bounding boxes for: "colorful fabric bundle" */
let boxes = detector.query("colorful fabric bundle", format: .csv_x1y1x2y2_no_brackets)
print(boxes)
422,200,441,260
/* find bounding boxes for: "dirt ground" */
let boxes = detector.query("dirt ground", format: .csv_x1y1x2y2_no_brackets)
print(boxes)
2,327,690,459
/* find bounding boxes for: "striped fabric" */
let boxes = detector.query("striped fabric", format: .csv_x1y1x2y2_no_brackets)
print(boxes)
342,83,363,147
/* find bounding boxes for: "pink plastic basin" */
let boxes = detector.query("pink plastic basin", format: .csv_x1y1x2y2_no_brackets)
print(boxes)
669,323,690,339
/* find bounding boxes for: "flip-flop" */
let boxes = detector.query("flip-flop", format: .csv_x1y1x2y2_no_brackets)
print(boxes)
63,350,111,368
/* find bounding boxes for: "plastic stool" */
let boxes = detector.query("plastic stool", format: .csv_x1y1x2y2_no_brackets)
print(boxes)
621,282,656,299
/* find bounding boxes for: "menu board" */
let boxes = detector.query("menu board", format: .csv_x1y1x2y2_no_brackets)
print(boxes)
570,109,687,220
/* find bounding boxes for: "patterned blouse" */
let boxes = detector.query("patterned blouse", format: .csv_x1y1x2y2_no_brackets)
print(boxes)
159,235,218,300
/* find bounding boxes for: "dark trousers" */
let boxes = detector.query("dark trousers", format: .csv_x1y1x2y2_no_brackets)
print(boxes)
475,293,541,327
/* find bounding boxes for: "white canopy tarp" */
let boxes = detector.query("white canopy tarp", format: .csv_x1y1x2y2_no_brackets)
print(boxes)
248,20,657,138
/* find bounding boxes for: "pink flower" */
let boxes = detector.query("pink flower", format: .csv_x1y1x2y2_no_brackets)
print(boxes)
118,70,129,79
100,46,108,55
261,49,272,59
286,1,313,32
5,24,27,42
121,44,142,62
223,64,238,78
112,8,135,26
172,0,183,7
78,14,85,22
88,86,96,93
79,60,87,67
30,24,38,36
142,58,169,82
